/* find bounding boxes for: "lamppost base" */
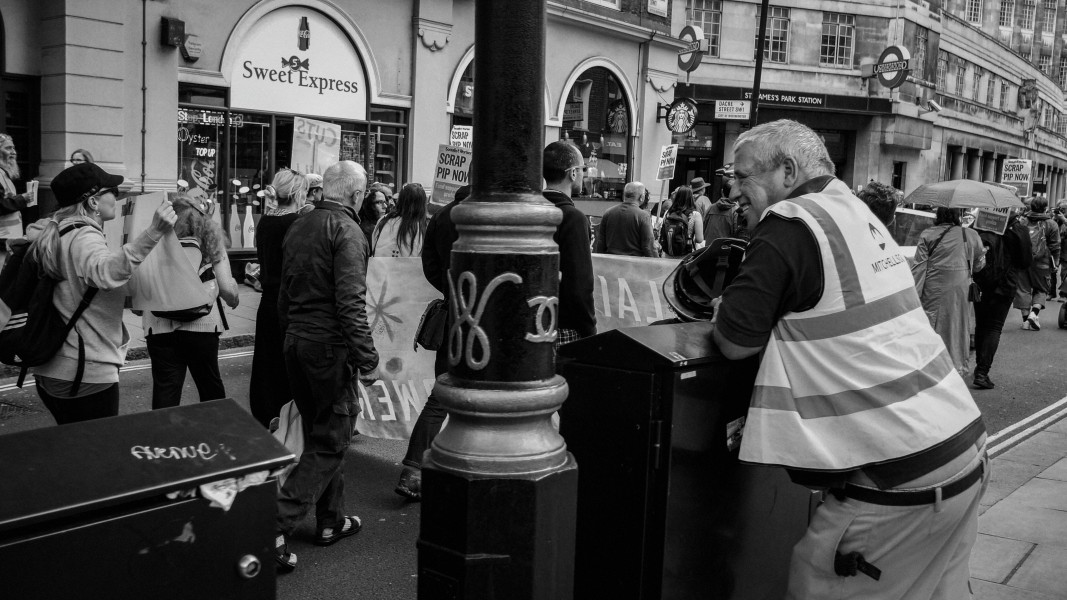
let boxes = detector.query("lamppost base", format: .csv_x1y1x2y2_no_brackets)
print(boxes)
416,455,578,600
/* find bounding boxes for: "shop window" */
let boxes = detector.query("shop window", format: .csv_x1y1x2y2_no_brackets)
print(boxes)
754,6,790,64
559,67,631,200
372,125,405,187
177,83,407,252
452,61,475,128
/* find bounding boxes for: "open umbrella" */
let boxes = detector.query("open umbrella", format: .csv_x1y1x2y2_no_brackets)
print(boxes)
903,179,1025,210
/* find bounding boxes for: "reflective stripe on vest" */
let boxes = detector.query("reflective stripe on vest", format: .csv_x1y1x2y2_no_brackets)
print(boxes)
738,178,982,471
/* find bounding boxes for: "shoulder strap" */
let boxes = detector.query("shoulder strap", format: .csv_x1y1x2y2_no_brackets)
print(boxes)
927,225,954,257
58,222,90,237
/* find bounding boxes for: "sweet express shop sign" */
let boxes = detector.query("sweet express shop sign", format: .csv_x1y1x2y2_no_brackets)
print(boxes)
230,7,368,121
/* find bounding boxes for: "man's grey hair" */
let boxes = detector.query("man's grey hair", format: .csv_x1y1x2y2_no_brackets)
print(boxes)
0,133,19,179
734,120,835,178
322,161,367,203
623,181,645,203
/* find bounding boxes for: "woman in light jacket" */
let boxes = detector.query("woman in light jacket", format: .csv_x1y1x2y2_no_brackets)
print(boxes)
31,163,175,424
142,194,239,409
911,207,986,376
371,182,427,257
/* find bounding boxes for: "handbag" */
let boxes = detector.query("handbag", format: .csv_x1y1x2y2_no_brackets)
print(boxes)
414,298,448,351
964,228,982,303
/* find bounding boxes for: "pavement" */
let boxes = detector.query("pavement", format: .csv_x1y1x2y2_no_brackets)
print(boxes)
973,415,1067,599
8,284,1067,597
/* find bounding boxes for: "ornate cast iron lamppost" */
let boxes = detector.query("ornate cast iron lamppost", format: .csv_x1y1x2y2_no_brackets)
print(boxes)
416,0,577,598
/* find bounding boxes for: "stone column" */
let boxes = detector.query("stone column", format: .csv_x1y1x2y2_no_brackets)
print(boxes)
950,147,966,180
967,151,982,181
983,152,996,182
417,1,578,598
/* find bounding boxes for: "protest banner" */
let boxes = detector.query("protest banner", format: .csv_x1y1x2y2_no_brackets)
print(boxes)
973,208,1010,235
449,125,473,151
290,116,341,175
354,254,680,439
1000,159,1033,198
657,144,678,181
430,144,471,206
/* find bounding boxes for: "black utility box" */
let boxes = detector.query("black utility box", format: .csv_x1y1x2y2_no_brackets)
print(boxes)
0,399,293,599
559,322,818,600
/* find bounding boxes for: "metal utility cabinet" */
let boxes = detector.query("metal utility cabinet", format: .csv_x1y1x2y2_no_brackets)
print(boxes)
558,322,818,600
0,399,293,600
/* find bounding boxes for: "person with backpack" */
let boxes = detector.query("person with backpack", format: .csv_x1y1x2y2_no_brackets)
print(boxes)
142,194,240,410
659,185,704,258
28,163,176,424
972,212,1032,389
1015,197,1061,330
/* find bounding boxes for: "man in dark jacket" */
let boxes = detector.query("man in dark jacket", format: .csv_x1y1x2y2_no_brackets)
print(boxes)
543,140,597,345
394,185,471,502
594,181,656,257
274,160,380,572
973,213,1032,389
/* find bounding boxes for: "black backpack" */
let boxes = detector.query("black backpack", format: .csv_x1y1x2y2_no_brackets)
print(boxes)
0,223,97,389
660,210,694,257
974,216,1031,293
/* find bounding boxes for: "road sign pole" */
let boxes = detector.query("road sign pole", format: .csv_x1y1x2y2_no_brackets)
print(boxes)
749,0,771,128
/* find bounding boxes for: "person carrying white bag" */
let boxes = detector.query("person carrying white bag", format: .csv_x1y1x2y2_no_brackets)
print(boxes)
141,194,240,410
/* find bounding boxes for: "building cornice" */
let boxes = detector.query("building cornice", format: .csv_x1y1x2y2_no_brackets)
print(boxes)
547,2,681,48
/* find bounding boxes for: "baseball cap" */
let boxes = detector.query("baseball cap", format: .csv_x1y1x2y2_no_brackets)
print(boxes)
51,163,125,207
305,173,323,190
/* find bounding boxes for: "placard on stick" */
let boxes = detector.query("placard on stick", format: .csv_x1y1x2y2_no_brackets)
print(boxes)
430,144,471,206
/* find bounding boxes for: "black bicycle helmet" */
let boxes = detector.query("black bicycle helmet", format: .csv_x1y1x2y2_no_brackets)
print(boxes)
662,237,747,322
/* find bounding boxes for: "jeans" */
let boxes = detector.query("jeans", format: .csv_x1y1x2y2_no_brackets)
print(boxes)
146,331,226,410
36,381,119,424
402,342,449,468
276,335,358,536
974,292,1014,377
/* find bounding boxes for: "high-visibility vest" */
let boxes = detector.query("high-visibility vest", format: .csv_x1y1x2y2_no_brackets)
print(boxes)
738,178,983,472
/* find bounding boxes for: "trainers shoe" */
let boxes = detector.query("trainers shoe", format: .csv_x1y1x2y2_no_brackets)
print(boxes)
274,534,297,573
973,373,995,390
1027,311,1041,331
395,466,422,502
1021,321,1033,330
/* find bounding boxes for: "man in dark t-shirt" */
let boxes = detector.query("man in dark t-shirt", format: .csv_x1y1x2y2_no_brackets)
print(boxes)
594,181,656,257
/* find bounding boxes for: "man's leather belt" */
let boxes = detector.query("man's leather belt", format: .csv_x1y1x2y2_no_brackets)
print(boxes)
833,461,984,507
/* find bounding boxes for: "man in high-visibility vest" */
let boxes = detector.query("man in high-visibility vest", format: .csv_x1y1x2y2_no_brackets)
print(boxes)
711,120,988,599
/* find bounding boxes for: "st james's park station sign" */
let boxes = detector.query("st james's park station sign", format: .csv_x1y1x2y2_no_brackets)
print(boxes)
230,7,367,121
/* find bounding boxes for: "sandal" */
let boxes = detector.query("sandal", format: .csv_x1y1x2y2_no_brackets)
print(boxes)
316,515,362,546
274,534,297,573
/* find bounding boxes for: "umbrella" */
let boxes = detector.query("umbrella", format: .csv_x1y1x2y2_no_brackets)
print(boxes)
903,179,1025,210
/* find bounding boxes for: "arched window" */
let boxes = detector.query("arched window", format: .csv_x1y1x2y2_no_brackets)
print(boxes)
559,67,631,200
